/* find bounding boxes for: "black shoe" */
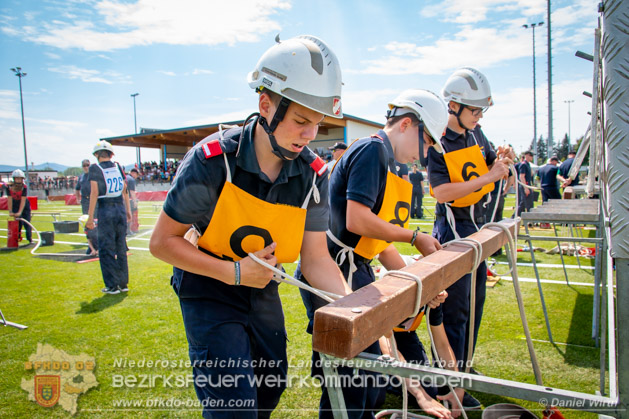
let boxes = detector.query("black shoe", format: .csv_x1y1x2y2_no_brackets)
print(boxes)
118,285,129,292
462,392,482,410
101,287,120,295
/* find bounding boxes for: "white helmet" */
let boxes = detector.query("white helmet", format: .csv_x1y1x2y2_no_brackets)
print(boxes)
388,89,448,153
442,67,494,108
93,140,114,155
12,169,25,179
248,35,343,118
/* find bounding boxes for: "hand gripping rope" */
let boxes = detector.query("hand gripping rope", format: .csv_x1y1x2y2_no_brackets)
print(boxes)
246,252,342,303
497,163,541,226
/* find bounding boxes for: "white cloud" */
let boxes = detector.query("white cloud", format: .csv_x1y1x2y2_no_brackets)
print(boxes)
418,0,599,26
192,69,213,76
184,109,256,127
0,90,20,120
352,26,530,75
48,65,131,84
158,69,214,77
342,88,398,122
44,52,62,60
10,0,292,51
421,0,546,24
481,77,592,154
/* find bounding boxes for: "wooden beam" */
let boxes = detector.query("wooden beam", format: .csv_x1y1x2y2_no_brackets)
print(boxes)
312,218,519,359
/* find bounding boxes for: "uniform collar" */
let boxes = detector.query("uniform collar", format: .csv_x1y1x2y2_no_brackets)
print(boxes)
374,129,399,174
236,119,303,183
443,127,466,142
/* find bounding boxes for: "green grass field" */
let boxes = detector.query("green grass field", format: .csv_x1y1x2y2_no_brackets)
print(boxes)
0,196,612,418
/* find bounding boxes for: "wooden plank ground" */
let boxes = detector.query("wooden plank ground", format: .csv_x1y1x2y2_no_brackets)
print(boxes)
312,218,518,359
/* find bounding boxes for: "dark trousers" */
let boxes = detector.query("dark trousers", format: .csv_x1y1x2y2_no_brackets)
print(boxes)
18,209,32,242
81,198,90,215
96,200,128,289
485,191,505,223
432,217,487,365
177,280,287,419
411,189,423,218
298,261,386,419
541,187,561,202
516,186,534,216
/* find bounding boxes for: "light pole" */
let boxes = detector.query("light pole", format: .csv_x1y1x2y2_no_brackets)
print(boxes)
10,67,29,192
564,99,574,150
546,0,553,160
131,93,140,166
523,21,544,165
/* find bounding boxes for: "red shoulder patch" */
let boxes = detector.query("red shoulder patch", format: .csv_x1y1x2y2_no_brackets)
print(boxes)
201,140,223,159
310,156,327,176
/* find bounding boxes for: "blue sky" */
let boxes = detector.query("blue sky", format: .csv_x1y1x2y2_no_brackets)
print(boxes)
1,0,598,168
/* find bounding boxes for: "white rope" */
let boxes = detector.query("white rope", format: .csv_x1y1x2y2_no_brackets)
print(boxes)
326,229,358,289
381,270,423,318
441,237,483,373
480,221,543,386
246,252,341,303
13,217,87,257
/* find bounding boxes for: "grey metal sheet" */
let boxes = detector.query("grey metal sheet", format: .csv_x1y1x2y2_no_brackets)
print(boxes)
521,212,600,222
603,0,629,258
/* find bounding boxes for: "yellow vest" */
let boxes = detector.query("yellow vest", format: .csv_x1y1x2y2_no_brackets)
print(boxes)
354,171,412,260
196,140,318,264
430,142,494,208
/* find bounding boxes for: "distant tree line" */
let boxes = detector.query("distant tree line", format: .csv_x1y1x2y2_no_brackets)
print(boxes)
525,133,587,165
62,167,83,177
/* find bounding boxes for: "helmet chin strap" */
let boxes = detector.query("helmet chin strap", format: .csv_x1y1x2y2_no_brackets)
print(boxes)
258,96,300,161
448,104,473,131
417,121,430,168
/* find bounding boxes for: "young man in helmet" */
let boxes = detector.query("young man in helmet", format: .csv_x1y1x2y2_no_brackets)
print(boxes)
149,35,352,419
7,169,32,244
297,89,457,418
427,67,514,408
86,140,131,295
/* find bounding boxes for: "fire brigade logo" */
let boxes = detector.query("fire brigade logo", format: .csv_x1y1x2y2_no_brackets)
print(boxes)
333,98,342,115
22,343,98,415
35,375,61,407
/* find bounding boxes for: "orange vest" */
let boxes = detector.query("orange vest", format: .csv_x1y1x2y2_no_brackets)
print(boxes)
430,133,494,207
196,139,322,264
351,135,413,260
354,171,412,259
